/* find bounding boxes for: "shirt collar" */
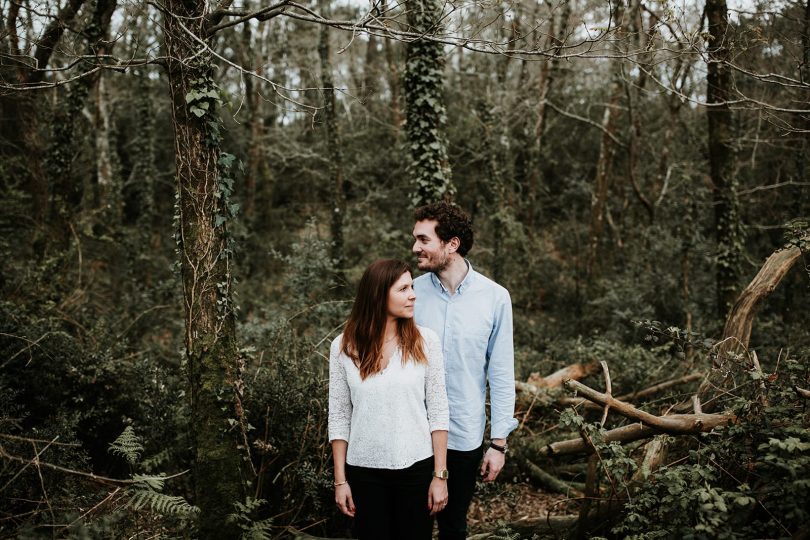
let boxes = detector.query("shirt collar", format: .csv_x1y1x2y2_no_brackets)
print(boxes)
429,259,476,294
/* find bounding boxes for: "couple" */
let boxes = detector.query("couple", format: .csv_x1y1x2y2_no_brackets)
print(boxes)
328,202,517,540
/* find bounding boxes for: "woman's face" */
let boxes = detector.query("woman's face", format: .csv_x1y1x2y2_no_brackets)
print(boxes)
387,271,416,320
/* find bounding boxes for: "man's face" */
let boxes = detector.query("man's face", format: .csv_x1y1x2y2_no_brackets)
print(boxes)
412,219,452,273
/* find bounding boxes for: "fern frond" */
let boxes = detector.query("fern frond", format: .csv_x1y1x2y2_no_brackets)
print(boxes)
108,426,144,465
132,473,166,491
127,488,199,516
240,519,273,540
140,448,171,471
228,498,272,539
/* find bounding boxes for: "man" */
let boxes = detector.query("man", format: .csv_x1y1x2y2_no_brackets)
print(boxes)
411,201,518,540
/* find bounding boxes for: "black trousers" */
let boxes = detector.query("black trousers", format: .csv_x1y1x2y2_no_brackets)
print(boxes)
437,445,483,540
345,456,434,540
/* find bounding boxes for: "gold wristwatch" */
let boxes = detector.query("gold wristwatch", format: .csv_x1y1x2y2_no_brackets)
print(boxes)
432,469,449,480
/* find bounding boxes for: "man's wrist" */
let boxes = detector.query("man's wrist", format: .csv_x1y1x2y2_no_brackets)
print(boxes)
489,439,508,454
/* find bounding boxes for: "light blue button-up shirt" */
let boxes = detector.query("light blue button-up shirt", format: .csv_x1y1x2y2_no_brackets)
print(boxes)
413,262,518,451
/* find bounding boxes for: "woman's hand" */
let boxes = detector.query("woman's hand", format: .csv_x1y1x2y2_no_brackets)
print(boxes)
335,483,355,517
427,477,448,515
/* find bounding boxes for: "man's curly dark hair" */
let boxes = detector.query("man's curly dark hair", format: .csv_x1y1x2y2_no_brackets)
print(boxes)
414,202,474,257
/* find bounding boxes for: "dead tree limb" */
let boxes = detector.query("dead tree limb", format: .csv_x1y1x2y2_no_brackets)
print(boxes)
513,454,584,497
565,380,734,434
693,240,805,412
558,372,703,410
795,387,810,399
599,360,612,427
527,362,599,388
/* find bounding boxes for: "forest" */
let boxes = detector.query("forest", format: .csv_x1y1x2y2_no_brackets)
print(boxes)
1,0,809,538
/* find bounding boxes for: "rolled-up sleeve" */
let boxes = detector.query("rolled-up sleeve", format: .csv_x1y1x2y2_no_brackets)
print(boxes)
328,337,352,442
487,290,518,440
424,329,449,432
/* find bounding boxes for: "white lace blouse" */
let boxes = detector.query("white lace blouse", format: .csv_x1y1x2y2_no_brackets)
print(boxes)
328,326,449,469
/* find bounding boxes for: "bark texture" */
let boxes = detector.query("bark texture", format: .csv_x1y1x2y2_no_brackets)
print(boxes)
694,241,805,411
404,0,454,205
706,0,742,318
164,1,247,536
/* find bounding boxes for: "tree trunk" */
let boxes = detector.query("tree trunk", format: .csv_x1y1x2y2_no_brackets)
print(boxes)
318,0,347,292
706,0,742,319
163,2,248,536
404,0,454,206
94,71,121,226
523,0,570,226
381,0,402,129
5,0,86,243
587,0,625,276
45,0,117,243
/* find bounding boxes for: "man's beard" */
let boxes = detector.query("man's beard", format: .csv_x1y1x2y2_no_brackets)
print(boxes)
417,253,449,273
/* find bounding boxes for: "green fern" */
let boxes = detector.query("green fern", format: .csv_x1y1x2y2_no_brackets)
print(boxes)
239,519,273,540
108,426,144,465
127,488,199,516
228,498,273,540
132,473,166,491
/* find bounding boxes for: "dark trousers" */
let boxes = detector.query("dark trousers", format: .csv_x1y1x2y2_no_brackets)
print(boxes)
345,456,434,540
437,445,483,540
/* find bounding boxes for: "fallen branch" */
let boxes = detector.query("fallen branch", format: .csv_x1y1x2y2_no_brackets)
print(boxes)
795,386,810,399
693,239,806,412
558,372,703,409
526,362,599,388
0,445,188,487
599,360,612,427
565,379,734,434
513,454,584,497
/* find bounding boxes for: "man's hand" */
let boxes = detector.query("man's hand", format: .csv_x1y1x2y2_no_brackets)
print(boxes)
480,446,506,482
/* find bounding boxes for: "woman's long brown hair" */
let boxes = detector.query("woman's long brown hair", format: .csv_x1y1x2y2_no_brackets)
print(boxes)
342,259,427,380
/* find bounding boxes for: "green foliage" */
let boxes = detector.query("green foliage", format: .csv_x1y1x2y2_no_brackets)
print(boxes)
403,0,454,205
127,486,199,517
108,426,144,465
228,498,273,540
610,349,810,539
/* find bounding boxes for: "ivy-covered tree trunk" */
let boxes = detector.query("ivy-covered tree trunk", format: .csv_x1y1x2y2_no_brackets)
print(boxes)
706,0,742,319
404,0,454,206
163,2,247,537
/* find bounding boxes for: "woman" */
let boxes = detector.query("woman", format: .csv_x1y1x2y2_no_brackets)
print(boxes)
328,259,449,540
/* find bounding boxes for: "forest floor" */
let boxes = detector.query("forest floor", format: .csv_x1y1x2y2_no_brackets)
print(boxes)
466,481,572,536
